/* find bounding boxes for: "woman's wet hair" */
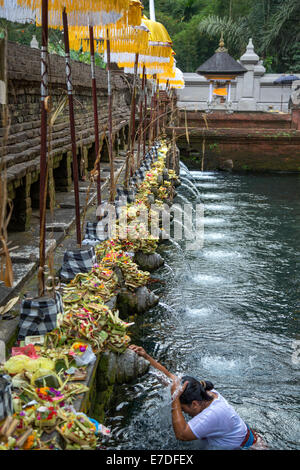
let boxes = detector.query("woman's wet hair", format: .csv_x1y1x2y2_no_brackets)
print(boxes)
179,376,214,405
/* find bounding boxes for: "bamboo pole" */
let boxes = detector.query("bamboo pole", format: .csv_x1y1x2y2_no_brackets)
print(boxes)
148,77,155,149
124,52,139,188
106,30,115,203
62,8,81,246
130,52,139,175
137,64,145,167
89,25,101,209
156,77,160,138
0,29,14,288
38,0,49,295
143,73,147,160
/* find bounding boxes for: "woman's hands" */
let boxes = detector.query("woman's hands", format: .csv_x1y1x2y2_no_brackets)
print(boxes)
129,344,175,380
171,377,188,402
129,344,148,358
170,378,197,442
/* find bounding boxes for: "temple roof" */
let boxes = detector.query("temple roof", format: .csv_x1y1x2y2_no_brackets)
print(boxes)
196,36,247,77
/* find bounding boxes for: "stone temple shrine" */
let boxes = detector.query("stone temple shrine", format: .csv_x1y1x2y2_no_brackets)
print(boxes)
196,35,246,107
178,37,296,113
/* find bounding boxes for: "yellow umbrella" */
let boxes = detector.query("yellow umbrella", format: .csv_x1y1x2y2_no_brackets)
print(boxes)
66,1,145,202
0,0,130,25
68,0,146,55
159,67,185,89
142,16,172,59
0,0,131,291
117,16,173,75
21,0,130,25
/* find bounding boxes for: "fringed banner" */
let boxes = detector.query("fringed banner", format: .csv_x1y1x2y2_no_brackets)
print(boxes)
0,0,131,26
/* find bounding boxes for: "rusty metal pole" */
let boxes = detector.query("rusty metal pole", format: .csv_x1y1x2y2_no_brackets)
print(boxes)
143,73,147,160
149,78,155,149
130,52,139,176
89,26,101,206
106,30,115,203
137,64,145,166
39,0,48,296
164,79,170,129
89,25,101,208
156,78,160,138
62,8,81,246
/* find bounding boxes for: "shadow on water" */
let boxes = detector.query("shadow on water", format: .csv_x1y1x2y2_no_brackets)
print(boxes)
105,169,300,451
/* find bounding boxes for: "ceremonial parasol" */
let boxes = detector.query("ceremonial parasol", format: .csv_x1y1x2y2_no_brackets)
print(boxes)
0,0,130,294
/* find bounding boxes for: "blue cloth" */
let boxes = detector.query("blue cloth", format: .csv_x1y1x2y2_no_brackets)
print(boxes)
88,417,100,434
242,424,255,449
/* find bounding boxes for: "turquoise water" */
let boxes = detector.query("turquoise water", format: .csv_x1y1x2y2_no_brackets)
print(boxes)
104,169,300,450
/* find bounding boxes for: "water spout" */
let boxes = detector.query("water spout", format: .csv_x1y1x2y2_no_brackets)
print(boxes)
180,182,199,199
167,237,192,273
175,193,190,204
179,162,198,184
159,301,180,324
179,175,201,198
163,262,175,277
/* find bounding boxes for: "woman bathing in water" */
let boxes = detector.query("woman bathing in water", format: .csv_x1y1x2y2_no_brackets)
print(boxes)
129,345,266,450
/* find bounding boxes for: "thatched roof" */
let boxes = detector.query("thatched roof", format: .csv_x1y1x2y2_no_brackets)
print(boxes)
196,37,247,76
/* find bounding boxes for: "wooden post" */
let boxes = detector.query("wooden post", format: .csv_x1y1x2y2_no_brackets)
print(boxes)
89,25,101,208
137,65,145,166
106,30,115,203
62,8,81,246
156,78,160,137
130,52,139,175
39,0,49,295
143,73,147,160
165,79,170,128
149,76,156,149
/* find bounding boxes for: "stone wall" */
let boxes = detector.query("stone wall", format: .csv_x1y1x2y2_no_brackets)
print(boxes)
0,42,134,231
179,111,293,130
172,127,300,172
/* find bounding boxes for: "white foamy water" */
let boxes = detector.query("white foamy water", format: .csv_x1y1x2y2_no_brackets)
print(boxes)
203,250,242,259
204,232,232,241
203,217,228,225
200,193,226,200
202,192,236,200
200,355,242,374
190,173,217,180
196,183,220,189
185,306,214,317
192,274,224,284
204,204,236,211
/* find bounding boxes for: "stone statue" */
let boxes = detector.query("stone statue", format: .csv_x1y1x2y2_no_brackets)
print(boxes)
291,80,300,107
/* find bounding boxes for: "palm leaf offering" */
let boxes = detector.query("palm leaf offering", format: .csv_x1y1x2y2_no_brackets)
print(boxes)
0,296,19,316
0,139,178,450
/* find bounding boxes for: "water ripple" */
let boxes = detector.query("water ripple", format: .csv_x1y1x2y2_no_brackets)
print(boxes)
108,172,300,450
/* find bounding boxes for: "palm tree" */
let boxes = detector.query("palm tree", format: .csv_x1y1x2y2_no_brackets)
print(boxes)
197,0,300,70
198,14,250,57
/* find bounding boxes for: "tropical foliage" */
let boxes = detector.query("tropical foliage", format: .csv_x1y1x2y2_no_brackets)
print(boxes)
1,1,299,73
0,19,105,67
143,0,300,73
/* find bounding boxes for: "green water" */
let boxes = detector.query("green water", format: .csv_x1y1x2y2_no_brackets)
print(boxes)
104,169,300,450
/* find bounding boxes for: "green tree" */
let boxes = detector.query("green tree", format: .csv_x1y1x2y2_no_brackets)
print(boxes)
197,0,300,71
